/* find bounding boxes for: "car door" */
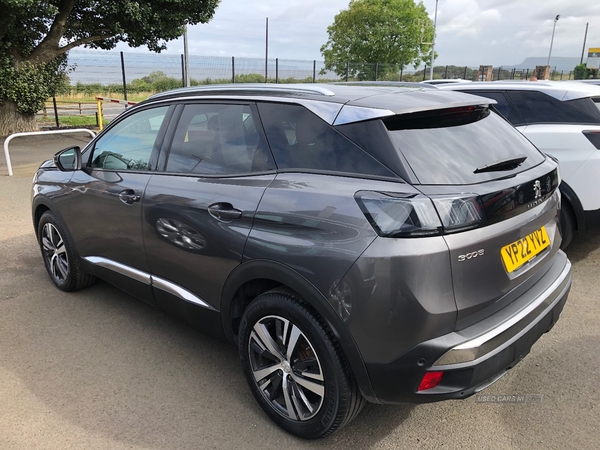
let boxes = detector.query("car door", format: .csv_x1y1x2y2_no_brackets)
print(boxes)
65,105,173,302
142,102,276,330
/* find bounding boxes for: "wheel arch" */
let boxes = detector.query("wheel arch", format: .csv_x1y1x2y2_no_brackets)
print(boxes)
220,259,378,402
559,181,586,234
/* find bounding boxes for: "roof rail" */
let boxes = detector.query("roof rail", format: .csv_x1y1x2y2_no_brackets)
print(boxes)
149,84,336,100
334,81,438,89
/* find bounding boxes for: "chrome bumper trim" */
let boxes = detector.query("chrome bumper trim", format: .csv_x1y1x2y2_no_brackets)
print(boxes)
434,258,571,367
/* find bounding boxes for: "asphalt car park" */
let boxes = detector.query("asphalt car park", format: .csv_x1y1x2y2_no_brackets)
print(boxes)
1,134,599,449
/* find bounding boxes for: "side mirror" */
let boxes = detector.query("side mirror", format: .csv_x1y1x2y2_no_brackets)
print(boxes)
54,146,81,171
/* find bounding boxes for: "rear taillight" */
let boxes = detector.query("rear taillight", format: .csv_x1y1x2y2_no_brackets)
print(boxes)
355,191,486,237
355,192,442,237
431,195,485,233
583,130,600,149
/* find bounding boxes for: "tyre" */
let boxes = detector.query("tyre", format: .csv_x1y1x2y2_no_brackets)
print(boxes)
559,202,575,250
37,211,96,291
238,288,365,439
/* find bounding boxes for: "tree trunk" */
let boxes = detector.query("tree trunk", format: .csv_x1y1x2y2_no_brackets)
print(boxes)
0,100,39,136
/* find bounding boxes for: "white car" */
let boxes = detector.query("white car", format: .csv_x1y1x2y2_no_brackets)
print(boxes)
436,81,600,247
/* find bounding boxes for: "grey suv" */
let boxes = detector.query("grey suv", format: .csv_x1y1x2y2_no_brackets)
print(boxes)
32,84,572,439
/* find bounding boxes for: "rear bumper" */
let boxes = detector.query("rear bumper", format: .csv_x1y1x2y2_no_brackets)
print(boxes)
365,251,571,404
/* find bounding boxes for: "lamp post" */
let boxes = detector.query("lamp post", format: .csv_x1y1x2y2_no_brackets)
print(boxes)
547,15,560,68
429,0,439,80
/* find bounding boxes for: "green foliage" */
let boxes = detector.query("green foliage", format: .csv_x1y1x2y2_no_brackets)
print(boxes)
0,0,220,128
320,0,434,80
0,55,68,114
573,64,589,80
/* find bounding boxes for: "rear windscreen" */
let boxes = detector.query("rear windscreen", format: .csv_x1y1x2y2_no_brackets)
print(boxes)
384,108,546,185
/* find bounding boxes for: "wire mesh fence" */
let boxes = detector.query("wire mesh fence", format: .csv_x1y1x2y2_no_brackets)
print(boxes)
41,50,580,129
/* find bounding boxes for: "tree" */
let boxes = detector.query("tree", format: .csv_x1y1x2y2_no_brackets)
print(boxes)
0,0,220,136
320,0,434,81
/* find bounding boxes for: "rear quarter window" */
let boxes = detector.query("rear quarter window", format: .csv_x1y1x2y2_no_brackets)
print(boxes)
507,91,600,125
384,107,545,185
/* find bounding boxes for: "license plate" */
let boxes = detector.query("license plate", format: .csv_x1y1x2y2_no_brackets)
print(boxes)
501,226,550,273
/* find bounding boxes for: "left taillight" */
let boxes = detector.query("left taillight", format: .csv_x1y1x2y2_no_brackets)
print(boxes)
354,192,442,238
355,191,486,237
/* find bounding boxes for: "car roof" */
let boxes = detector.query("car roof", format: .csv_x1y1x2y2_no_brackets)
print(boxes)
434,80,600,101
143,83,495,125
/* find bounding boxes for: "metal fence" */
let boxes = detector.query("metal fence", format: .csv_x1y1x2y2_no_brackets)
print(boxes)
40,50,581,129
65,50,579,93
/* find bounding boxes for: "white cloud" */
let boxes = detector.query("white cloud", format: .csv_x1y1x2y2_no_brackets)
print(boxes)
110,0,600,68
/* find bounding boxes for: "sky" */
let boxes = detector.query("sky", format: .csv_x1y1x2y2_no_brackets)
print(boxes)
112,0,600,67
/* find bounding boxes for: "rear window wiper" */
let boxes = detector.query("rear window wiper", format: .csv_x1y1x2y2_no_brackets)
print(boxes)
474,155,527,174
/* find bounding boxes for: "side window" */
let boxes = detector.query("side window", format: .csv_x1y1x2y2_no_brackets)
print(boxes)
91,106,169,171
507,91,599,125
464,91,525,126
166,104,274,175
257,102,394,177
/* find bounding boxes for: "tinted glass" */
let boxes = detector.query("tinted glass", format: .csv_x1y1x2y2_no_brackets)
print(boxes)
508,91,600,125
385,109,545,185
257,102,395,177
91,107,168,171
166,104,274,175
461,91,525,125
565,97,600,121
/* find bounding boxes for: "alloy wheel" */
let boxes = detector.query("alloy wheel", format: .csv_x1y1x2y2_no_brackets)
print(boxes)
41,223,69,282
248,315,325,421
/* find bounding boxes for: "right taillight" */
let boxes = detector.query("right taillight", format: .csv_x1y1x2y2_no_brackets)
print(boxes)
355,191,486,237
583,130,600,149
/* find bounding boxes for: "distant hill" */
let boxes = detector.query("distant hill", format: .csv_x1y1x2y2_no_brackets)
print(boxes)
502,57,581,72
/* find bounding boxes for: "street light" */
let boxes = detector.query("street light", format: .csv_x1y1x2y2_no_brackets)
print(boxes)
430,0,439,80
547,15,560,68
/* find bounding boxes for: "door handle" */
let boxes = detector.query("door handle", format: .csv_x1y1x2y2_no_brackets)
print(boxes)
118,189,141,205
208,202,242,221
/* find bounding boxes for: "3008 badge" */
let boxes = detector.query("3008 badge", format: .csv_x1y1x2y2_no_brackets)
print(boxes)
458,249,485,261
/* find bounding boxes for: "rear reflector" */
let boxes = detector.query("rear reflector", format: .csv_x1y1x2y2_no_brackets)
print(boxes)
418,371,444,391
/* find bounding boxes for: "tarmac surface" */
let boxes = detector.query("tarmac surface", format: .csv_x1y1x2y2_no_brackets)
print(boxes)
1,133,599,449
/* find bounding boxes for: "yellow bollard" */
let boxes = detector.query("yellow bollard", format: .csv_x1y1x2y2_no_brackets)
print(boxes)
96,99,104,131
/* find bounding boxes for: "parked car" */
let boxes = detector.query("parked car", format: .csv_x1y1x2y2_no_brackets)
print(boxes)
32,83,572,439
573,79,600,86
436,80,600,247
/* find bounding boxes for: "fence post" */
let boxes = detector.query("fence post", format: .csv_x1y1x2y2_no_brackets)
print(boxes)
97,99,104,131
400,64,403,81
464,66,468,79
375,63,378,81
276,58,279,84
232,56,235,84
444,65,448,78
181,54,185,86
120,51,127,101
52,97,59,128
569,71,572,80
345,62,349,82
560,70,563,80
423,65,427,81
313,60,316,83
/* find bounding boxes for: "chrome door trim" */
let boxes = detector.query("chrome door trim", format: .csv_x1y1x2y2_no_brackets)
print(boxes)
151,275,215,310
84,256,151,285
84,256,214,310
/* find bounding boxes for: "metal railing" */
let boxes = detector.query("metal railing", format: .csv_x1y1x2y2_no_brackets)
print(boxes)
3,129,95,176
